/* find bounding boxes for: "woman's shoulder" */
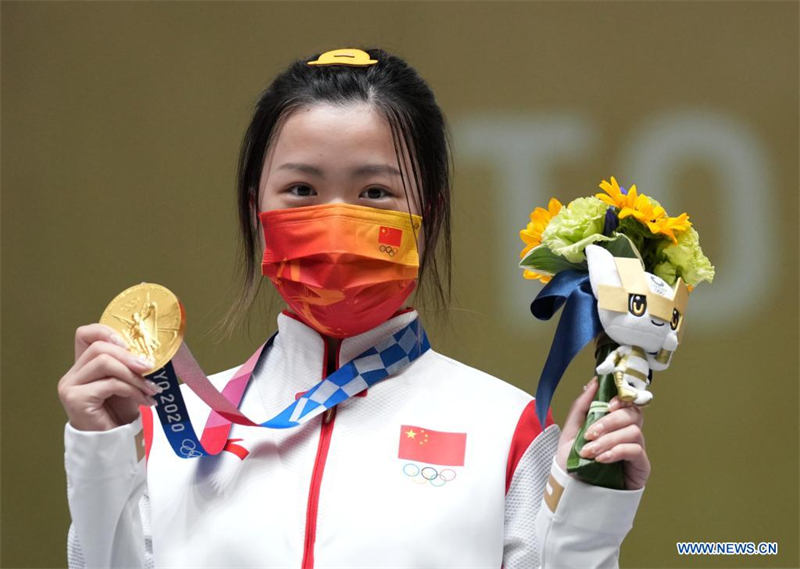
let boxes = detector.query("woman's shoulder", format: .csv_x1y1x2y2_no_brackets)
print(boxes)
418,348,534,407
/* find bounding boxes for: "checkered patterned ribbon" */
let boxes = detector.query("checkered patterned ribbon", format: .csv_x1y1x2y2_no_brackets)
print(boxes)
148,318,430,458
265,318,429,427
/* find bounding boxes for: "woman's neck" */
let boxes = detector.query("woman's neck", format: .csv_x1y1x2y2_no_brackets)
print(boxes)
323,335,341,375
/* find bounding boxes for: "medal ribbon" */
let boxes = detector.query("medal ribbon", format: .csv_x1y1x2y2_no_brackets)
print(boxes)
146,318,430,458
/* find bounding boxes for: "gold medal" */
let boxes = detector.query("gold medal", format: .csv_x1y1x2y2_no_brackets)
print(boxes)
100,282,186,375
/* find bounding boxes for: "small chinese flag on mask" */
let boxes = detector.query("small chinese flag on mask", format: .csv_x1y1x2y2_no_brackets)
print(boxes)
398,425,467,466
379,226,403,247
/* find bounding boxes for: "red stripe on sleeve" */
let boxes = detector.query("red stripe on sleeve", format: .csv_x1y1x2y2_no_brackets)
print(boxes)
505,400,554,494
140,405,154,463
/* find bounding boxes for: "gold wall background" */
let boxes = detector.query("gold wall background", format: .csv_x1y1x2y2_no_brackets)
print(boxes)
2,2,797,567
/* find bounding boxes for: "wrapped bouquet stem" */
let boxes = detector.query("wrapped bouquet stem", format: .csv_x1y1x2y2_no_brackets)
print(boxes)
520,177,714,489
566,334,625,489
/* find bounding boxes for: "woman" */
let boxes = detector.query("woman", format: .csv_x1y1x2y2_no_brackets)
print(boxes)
59,47,648,569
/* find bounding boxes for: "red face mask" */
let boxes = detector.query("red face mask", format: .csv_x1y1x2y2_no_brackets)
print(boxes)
259,203,422,338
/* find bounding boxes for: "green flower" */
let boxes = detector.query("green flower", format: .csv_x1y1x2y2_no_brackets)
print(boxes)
540,197,608,263
652,261,677,284
654,227,715,286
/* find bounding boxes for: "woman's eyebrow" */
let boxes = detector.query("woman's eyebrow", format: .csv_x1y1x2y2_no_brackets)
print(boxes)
276,163,401,178
351,164,402,177
277,163,324,177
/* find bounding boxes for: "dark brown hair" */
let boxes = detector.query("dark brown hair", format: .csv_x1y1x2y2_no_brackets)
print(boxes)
221,47,452,335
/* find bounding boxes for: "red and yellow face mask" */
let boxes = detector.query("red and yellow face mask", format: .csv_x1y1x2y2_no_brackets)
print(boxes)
259,203,422,338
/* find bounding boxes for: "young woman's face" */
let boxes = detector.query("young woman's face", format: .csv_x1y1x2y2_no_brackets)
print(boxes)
258,102,420,215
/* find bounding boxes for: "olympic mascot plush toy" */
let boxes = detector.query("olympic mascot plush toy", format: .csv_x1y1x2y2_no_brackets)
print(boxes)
585,244,689,406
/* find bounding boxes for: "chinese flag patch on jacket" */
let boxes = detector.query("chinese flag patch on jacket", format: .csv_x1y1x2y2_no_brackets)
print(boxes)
398,425,467,466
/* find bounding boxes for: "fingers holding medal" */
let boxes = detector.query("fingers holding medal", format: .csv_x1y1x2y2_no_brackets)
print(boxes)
58,283,185,432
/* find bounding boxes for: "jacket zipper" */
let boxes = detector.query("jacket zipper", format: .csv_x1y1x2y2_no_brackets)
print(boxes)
301,339,340,569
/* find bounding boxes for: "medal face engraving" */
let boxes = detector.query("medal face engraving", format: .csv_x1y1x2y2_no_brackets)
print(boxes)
100,283,185,374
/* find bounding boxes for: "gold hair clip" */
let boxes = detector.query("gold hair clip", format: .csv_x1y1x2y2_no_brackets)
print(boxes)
307,48,377,67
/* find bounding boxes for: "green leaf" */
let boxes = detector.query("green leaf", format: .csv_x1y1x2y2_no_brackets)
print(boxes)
600,233,644,263
519,245,587,273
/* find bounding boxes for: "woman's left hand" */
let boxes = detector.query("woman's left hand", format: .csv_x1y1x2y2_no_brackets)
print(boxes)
555,377,651,490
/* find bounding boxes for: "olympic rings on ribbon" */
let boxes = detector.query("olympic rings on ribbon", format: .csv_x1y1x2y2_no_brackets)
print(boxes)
401,463,458,487
179,438,203,458
378,244,397,256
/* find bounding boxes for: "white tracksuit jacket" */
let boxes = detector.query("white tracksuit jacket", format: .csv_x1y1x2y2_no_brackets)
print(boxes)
64,310,644,569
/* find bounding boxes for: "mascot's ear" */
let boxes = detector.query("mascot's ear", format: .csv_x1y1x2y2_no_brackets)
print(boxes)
586,244,621,298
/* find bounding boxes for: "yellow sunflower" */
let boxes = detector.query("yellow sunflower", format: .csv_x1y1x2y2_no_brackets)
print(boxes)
655,212,692,244
597,176,691,243
520,197,562,283
520,197,562,257
523,269,552,283
596,176,638,211
618,193,668,233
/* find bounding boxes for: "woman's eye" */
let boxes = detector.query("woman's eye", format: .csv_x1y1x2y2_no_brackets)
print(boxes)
360,187,391,200
288,184,316,197
628,294,647,317
670,308,681,330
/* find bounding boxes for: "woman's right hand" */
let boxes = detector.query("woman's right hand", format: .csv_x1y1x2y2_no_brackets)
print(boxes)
58,324,162,431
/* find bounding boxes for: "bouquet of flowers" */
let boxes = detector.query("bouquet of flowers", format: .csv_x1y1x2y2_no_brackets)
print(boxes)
519,177,714,489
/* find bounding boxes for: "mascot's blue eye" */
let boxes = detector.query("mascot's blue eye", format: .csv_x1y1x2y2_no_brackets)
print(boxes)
671,308,681,330
628,294,647,317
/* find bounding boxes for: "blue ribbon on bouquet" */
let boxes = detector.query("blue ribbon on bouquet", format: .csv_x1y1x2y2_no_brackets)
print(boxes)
530,269,603,429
